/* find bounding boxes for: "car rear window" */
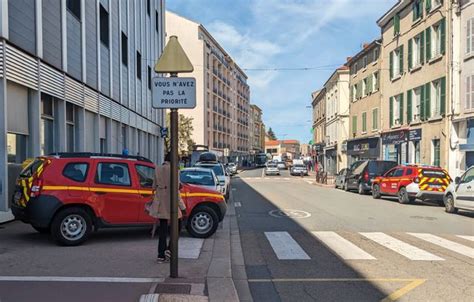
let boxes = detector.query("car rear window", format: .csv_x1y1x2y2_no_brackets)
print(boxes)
63,163,89,182
196,163,224,176
136,165,155,188
19,158,45,178
421,169,448,178
368,161,397,176
180,171,215,186
267,164,277,168
352,161,368,175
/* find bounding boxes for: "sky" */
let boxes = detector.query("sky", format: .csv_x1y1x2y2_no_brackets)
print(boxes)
167,0,395,144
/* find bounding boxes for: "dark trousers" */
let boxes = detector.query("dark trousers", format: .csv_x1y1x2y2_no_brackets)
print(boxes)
158,219,169,258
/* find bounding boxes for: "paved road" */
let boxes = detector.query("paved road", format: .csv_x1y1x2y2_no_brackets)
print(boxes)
234,168,474,301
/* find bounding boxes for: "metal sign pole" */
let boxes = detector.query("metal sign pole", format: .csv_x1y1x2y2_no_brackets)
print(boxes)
169,73,179,278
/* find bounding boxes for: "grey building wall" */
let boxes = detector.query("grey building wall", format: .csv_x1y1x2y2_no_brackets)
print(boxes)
42,0,62,70
66,12,82,80
84,110,96,151
85,0,98,89
111,1,119,101
8,0,36,55
100,43,110,96
129,0,136,111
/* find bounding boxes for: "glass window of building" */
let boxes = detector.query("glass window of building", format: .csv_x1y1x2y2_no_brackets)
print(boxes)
121,125,127,151
7,133,27,163
121,32,128,66
99,5,109,47
66,102,75,152
100,116,107,153
432,139,441,167
41,96,55,155
137,51,142,79
66,0,81,20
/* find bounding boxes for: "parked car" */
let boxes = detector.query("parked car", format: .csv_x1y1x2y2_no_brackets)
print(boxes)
180,167,224,195
265,163,280,176
226,163,238,175
290,164,308,176
194,161,230,200
345,160,397,194
11,153,227,246
276,162,287,170
372,164,452,204
443,166,474,213
335,168,348,189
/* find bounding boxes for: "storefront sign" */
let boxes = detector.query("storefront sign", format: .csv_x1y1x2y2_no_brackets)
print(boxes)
347,137,380,158
382,130,407,145
408,129,422,141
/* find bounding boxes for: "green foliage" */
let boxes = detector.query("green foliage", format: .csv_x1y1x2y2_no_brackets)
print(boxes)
267,127,277,140
165,113,196,156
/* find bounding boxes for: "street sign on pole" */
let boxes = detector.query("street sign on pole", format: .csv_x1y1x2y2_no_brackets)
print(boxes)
154,35,194,279
152,77,196,109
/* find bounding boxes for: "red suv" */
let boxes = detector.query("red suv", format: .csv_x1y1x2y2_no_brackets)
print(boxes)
372,164,451,204
11,153,227,246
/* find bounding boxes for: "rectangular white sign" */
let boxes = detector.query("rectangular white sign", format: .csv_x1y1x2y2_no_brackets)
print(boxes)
152,77,196,109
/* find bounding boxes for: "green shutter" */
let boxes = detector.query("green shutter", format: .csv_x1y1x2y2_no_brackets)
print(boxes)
399,45,404,74
394,14,400,35
426,0,431,12
399,94,404,125
390,97,394,127
352,116,357,134
425,82,431,119
368,76,372,94
362,112,367,132
375,73,379,90
373,108,378,130
390,51,394,79
426,27,431,60
420,31,425,64
440,76,446,115
420,84,426,120
440,18,446,55
408,39,413,70
407,90,412,124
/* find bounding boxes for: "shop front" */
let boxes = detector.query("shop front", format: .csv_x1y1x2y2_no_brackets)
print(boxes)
382,129,422,164
347,137,380,165
313,143,325,169
324,146,337,175
459,119,474,168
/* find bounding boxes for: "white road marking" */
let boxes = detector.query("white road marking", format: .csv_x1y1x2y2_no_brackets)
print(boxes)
265,231,310,260
456,235,474,242
234,201,242,207
0,276,165,283
284,178,290,180
261,169,265,178
305,180,314,185
360,232,444,261
312,231,376,260
231,188,237,191
408,233,474,259
178,237,204,259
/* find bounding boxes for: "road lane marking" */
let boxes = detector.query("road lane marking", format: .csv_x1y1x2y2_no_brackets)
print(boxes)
234,202,242,207
360,232,444,261
0,276,165,283
456,235,474,242
284,177,290,180
312,231,376,260
380,279,426,302
178,237,204,259
261,169,265,178
265,231,310,260
407,233,474,259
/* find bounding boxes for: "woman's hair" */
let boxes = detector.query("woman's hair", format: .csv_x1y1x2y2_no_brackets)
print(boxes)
164,153,171,162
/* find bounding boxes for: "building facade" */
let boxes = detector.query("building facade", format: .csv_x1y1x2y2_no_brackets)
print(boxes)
346,40,382,166
377,0,451,167
265,140,301,160
249,104,264,152
311,88,326,166
449,0,474,175
165,11,251,162
324,67,350,175
1,0,166,218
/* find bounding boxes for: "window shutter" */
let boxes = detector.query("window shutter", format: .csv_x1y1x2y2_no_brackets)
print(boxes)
408,39,413,70
440,18,446,55
467,19,472,54
399,45,404,74
425,82,431,119
394,14,400,35
352,116,357,134
467,76,472,110
407,90,412,124
426,27,431,60
390,97,394,127
420,85,426,120
420,31,425,64
399,94,404,125
390,51,394,79
440,76,446,115
426,0,431,12
412,2,416,21
368,76,373,94
375,73,379,90
471,19,474,54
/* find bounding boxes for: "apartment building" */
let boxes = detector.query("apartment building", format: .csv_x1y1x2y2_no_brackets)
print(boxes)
377,0,451,167
346,40,383,165
450,0,474,175
311,88,326,166
0,0,165,219
249,104,264,152
323,66,350,175
165,11,251,162
265,140,301,160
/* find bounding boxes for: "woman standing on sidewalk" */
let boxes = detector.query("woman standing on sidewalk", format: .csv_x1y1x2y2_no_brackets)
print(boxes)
147,153,186,263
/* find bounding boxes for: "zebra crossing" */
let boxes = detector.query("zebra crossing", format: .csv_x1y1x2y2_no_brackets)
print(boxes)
262,231,474,262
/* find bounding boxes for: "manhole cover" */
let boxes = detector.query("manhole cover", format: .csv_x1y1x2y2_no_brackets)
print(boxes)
268,209,311,219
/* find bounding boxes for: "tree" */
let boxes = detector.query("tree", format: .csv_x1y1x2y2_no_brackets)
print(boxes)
165,113,196,157
267,127,277,140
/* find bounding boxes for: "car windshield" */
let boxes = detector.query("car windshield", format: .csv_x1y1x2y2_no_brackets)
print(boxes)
294,165,305,168
267,164,277,168
180,170,215,186
196,164,224,176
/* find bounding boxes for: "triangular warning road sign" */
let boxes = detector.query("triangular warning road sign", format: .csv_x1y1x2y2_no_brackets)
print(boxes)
155,36,194,73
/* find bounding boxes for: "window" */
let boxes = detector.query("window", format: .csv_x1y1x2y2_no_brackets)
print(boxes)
390,46,403,78
41,97,54,155
96,163,131,186
461,167,474,184
409,34,423,69
372,108,378,130
136,165,155,188
136,51,142,79
362,78,367,97
373,48,379,62
148,67,152,90
373,72,379,91
432,139,440,167
394,13,400,36
466,75,474,110
413,0,423,21
121,32,128,66
411,87,422,122
147,0,151,16
63,163,88,182
431,79,442,117
352,115,357,135
430,19,445,58
467,18,474,56
66,0,81,20
7,133,27,163
354,62,358,74
390,94,403,127
66,102,75,152
155,11,159,32
362,56,368,69
362,112,367,133
99,5,109,47
393,169,404,177
121,125,127,150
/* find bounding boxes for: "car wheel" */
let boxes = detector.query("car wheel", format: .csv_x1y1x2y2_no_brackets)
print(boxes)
358,183,366,195
51,207,92,246
372,184,381,199
444,194,458,213
186,206,219,238
398,187,411,204
32,225,50,234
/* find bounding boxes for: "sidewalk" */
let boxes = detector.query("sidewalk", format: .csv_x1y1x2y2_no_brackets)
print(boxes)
0,210,14,224
139,197,252,302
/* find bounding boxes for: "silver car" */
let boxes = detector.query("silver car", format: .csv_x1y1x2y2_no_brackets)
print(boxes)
265,163,280,176
179,168,224,195
290,164,308,176
335,168,348,189
195,162,230,199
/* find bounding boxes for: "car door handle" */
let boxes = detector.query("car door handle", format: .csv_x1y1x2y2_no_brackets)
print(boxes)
94,191,107,195
468,186,472,190
141,194,152,198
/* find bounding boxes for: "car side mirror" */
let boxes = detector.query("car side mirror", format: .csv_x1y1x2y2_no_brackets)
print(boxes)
455,176,460,184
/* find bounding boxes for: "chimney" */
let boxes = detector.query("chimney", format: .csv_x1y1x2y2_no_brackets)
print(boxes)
363,43,369,48
346,56,352,62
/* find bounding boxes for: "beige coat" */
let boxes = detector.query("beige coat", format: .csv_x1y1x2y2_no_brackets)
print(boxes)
148,162,185,220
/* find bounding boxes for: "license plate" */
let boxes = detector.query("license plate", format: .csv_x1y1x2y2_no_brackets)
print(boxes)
430,184,442,189
14,191,22,204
